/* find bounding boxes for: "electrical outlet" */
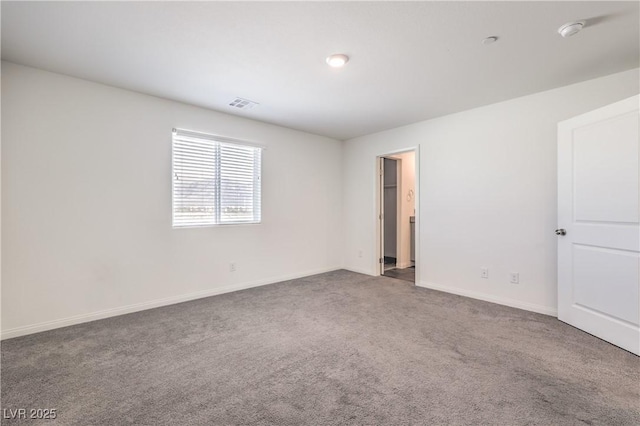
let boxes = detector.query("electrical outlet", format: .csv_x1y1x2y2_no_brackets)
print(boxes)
481,267,489,279
230,262,236,272
510,272,519,284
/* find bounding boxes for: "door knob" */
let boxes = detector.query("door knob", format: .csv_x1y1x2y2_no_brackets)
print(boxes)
555,229,566,236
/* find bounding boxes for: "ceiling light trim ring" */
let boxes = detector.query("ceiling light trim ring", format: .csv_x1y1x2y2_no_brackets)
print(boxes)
326,54,349,68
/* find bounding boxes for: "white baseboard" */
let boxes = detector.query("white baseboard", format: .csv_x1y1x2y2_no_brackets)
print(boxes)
1,266,342,340
396,261,413,269
343,266,377,276
417,281,557,317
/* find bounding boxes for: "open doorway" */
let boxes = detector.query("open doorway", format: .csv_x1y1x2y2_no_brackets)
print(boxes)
378,150,417,284
382,158,399,271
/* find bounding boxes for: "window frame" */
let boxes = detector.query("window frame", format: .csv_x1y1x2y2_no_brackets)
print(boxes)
171,128,264,228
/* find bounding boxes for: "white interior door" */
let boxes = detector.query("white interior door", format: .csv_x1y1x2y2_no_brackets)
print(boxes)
558,95,640,356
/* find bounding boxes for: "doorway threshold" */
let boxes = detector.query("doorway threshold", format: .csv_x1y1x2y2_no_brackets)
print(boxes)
383,266,415,283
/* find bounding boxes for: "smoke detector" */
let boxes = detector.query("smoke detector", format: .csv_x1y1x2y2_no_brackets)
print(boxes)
558,21,585,38
229,98,259,110
482,36,498,45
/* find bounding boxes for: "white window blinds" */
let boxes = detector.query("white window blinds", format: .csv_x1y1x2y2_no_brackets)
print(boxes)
172,129,262,227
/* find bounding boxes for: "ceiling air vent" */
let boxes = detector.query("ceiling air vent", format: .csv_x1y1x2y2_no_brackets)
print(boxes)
229,97,259,110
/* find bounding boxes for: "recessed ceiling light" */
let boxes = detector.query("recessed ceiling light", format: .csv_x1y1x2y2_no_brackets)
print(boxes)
558,21,585,38
482,36,498,45
326,54,349,68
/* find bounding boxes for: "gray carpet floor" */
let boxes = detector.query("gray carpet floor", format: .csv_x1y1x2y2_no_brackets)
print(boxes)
2,270,639,425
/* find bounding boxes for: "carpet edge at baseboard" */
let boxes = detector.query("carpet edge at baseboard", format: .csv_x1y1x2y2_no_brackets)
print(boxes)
342,266,377,276
417,281,558,317
0,266,343,340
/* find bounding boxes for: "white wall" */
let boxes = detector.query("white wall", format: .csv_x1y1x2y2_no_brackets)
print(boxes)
343,68,639,315
1,62,343,338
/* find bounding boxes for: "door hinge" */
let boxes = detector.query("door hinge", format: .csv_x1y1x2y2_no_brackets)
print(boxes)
379,258,383,264
379,213,383,220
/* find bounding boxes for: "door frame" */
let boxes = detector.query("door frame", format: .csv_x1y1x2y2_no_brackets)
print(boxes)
376,146,420,284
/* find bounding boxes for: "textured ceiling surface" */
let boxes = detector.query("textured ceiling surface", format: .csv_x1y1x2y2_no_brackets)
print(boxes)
2,1,638,140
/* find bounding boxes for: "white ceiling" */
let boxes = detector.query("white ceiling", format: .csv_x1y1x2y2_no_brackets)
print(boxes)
2,1,638,140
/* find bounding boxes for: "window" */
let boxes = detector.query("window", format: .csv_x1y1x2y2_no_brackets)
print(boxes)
172,128,262,227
